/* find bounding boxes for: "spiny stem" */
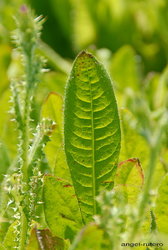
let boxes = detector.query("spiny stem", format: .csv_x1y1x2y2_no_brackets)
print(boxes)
19,72,31,250
22,97,30,182
11,7,44,249
19,211,28,250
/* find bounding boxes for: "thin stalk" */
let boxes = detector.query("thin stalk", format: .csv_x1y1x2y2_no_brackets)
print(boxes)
130,129,163,241
19,211,28,250
130,147,158,240
18,108,30,249
39,40,71,74
18,56,32,250
21,97,30,183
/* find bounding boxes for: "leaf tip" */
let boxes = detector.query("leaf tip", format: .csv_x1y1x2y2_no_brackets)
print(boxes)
77,50,94,59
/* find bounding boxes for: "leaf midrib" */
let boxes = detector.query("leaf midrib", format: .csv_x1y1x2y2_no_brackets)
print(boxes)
89,76,97,215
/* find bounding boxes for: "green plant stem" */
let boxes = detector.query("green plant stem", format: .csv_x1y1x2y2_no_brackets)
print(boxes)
130,147,157,240
19,211,28,250
12,10,44,248
18,103,30,250
19,58,32,250
130,130,163,241
39,40,71,74
22,99,30,182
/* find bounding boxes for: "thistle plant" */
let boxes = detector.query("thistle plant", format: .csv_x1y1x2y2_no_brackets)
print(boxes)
8,6,54,249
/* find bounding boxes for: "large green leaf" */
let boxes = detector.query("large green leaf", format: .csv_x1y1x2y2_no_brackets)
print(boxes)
64,51,121,223
43,176,83,240
155,174,168,234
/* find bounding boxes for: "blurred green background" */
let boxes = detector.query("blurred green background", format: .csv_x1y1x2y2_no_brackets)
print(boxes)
0,0,168,191
1,0,168,71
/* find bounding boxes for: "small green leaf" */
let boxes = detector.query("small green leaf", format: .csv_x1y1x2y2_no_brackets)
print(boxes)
155,174,168,234
41,92,71,181
27,228,39,250
42,92,63,171
27,227,70,250
64,51,121,223
114,158,144,203
42,92,63,130
36,229,70,250
150,210,157,233
43,175,83,240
